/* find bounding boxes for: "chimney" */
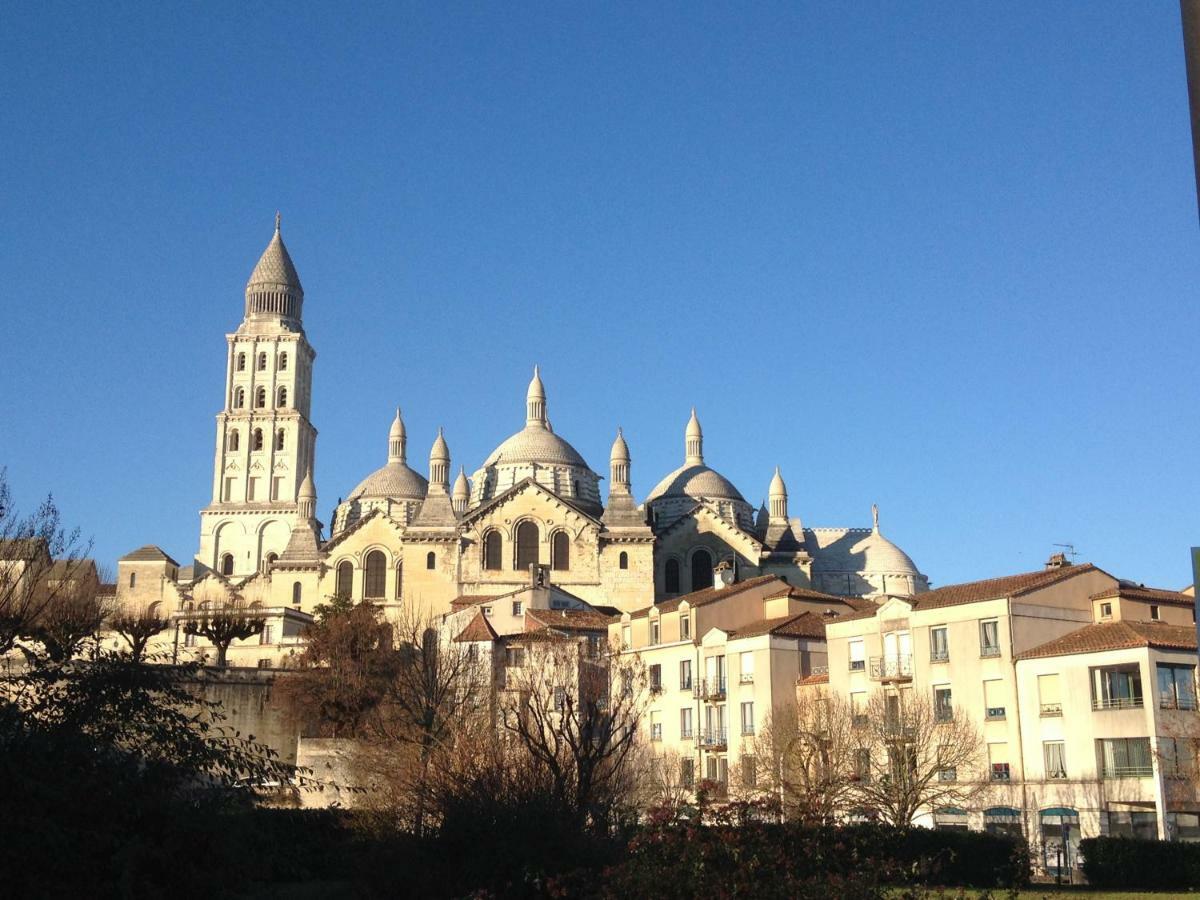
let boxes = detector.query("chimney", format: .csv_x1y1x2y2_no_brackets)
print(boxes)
1045,553,1071,570
714,559,735,589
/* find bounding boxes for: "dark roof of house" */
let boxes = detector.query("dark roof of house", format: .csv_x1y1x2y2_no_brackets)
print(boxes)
909,564,1104,612
450,593,510,611
627,575,784,619
119,545,179,565
1090,585,1195,607
525,607,610,632
730,611,830,640
454,610,498,643
1016,620,1198,661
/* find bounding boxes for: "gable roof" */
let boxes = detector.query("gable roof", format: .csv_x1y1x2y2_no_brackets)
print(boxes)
119,545,179,565
653,501,763,552
909,564,1105,612
628,574,784,619
459,477,602,530
730,610,831,640
450,593,509,611
1016,620,1197,660
525,607,611,633
1090,585,1195,607
454,610,498,643
321,507,405,555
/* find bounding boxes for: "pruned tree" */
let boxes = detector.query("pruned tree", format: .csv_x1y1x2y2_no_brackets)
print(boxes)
0,468,94,657
109,605,169,662
849,690,986,826
753,691,859,824
630,745,694,817
499,635,647,830
181,601,265,667
23,578,110,663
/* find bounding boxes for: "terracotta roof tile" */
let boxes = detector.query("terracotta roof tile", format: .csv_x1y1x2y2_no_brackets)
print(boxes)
910,564,1104,612
453,610,498,643
797,672,830,686
525,607,611,632
1016,620,1198,661
627,575,785,619
1090,585,1195,607
450,593,508,611
732,611,832,640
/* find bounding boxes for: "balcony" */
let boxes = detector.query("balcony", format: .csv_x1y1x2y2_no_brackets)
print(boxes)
741,723,755,736
701,728,728,750
1161,697,1198,711
681,726,694,740
1092,696,1143,712
869,655,913,681
1103,765,1153,779
930,649,949,663
696,677,727,701
1040,702,1063,717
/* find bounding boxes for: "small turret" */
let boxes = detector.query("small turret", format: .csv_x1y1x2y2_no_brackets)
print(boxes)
428,428,450,492
768,466,788,523
388,408,407,463
452,467,470,514
610,427,631,494
685,408,703,465
297,468,317,520
526,365,547,427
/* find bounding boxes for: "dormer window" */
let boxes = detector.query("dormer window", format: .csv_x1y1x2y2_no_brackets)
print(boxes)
1151,605,1161,621
1100,602,1113,619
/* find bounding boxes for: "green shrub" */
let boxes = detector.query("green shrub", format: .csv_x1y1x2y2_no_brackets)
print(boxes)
1080,835,1200,890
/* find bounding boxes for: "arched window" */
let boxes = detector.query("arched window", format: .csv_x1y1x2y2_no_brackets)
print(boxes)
275,429,285,451
236,352,246,371
364,550,386,599
255,386,266,408
277,387,288,408
665,558,681,594
515,521,539,571
279,352,288,371
220,553,234,576
426,551,436,570
292,581,302,606
484,531,502,570
265,553,278,568
619,551,629,570
552,531,570,571
129,572,136,588
234,388,245,409
253,428,263,451
336,561,353,599
228,430,240,452
691,549,713,591
258,352,267,371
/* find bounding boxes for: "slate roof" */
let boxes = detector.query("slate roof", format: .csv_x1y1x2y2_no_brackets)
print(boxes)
1016,621,1198,661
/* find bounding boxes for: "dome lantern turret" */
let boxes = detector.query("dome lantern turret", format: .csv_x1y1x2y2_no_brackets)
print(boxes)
685,408,703,465
429,428,450,491
245,212,304,324
768,466,788,522
452,466,470,513
388,408,407,463
297,468,316,520
610,427,631,494
526,365,547,427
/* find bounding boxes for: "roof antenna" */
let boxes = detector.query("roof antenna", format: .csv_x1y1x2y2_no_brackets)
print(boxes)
1052,543,1078,562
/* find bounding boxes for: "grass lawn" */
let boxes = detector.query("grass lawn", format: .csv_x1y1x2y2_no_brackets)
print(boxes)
913,890,1198,899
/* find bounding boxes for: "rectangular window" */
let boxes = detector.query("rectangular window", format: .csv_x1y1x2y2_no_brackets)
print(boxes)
1092,665,1143,710
989,742,1010,781
650,710,662,741
741,701,755,735
741,754,757,788
740,651,755,683
680,707,693,739
259,625,273,645
223,477,234,502
934,685,953,722
649,663,663,692
679,659,692,691
554,687,567,713
482,606,492,617
854,748,871,782
979,619,1001,657
680,615,690,640
271,476,283,501
1038,673,1062,716
1158,663,1197,710
938,767,957,782
1151,605,1161,621
930,626,949,662
849,639,866,672
850,691,867,726
621,625,631,650
1107,810,1158,840
247,477,258,502
705,655,726,696
650,619,660,644
512,601,523,616
680,757,695,788
505,647,525,668
1044,740,1067,779
1100,602,1113,619
1099,737,1153,778
984,679,1006,719
1161,738,1199,778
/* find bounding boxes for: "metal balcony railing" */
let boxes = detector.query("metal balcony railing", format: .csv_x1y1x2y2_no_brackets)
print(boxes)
701,728,728,749
1103,765,1153,779
1040,702,1063,717
1093,696,1143,711
980,645,1001,658
869,655,913,681
929,649,949,663
696,677,726,700
739,673,754,684
1161,696,1198,711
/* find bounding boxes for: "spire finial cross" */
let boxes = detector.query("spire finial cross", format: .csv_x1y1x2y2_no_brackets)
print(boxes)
274,211,281,232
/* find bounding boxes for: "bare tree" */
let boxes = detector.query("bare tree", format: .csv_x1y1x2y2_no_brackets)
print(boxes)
499,635,647,830
21,562,109,663
753,692,859,824
181,602,265,668
109,606,169,662
849,690,986,826
0,469,94,657
630,745,695,816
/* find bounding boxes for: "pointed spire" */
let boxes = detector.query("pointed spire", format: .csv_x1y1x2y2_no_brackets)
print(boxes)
388,408,407,463
428,428,450,491
452,466,470,514
245,213,303,321
684,408,704,465
297,468,316,520
609,427,631,494
275,210,282,233
768,467,788,522
526,366,548,427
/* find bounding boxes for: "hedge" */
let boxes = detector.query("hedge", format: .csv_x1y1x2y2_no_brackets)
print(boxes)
1081,835,1200,890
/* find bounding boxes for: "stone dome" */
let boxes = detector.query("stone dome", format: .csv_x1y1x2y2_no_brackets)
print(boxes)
846,529,921,577
484,425,591,469
646,464,746,503
349,462,428,501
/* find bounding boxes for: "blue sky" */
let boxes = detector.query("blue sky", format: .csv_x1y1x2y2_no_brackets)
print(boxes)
1,3,1196,589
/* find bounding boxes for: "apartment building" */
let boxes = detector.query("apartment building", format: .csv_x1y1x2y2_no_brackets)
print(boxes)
612,571,863,794
819,557,1200,878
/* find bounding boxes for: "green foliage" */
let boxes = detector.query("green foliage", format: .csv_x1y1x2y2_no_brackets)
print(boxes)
1080,835,1200,890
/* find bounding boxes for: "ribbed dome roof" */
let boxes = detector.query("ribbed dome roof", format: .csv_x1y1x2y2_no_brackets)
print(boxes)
849,530,920,576
646,464,745,503
349,461,428,501
484,425,590,469
247,216,303,294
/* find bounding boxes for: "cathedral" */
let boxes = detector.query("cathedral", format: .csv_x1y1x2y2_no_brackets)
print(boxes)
119,219,929,624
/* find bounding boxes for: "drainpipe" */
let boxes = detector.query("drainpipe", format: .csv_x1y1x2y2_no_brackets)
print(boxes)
1006,608,1032,865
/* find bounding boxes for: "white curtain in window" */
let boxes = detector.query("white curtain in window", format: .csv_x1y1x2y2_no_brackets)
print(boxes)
1044,741,1067,778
